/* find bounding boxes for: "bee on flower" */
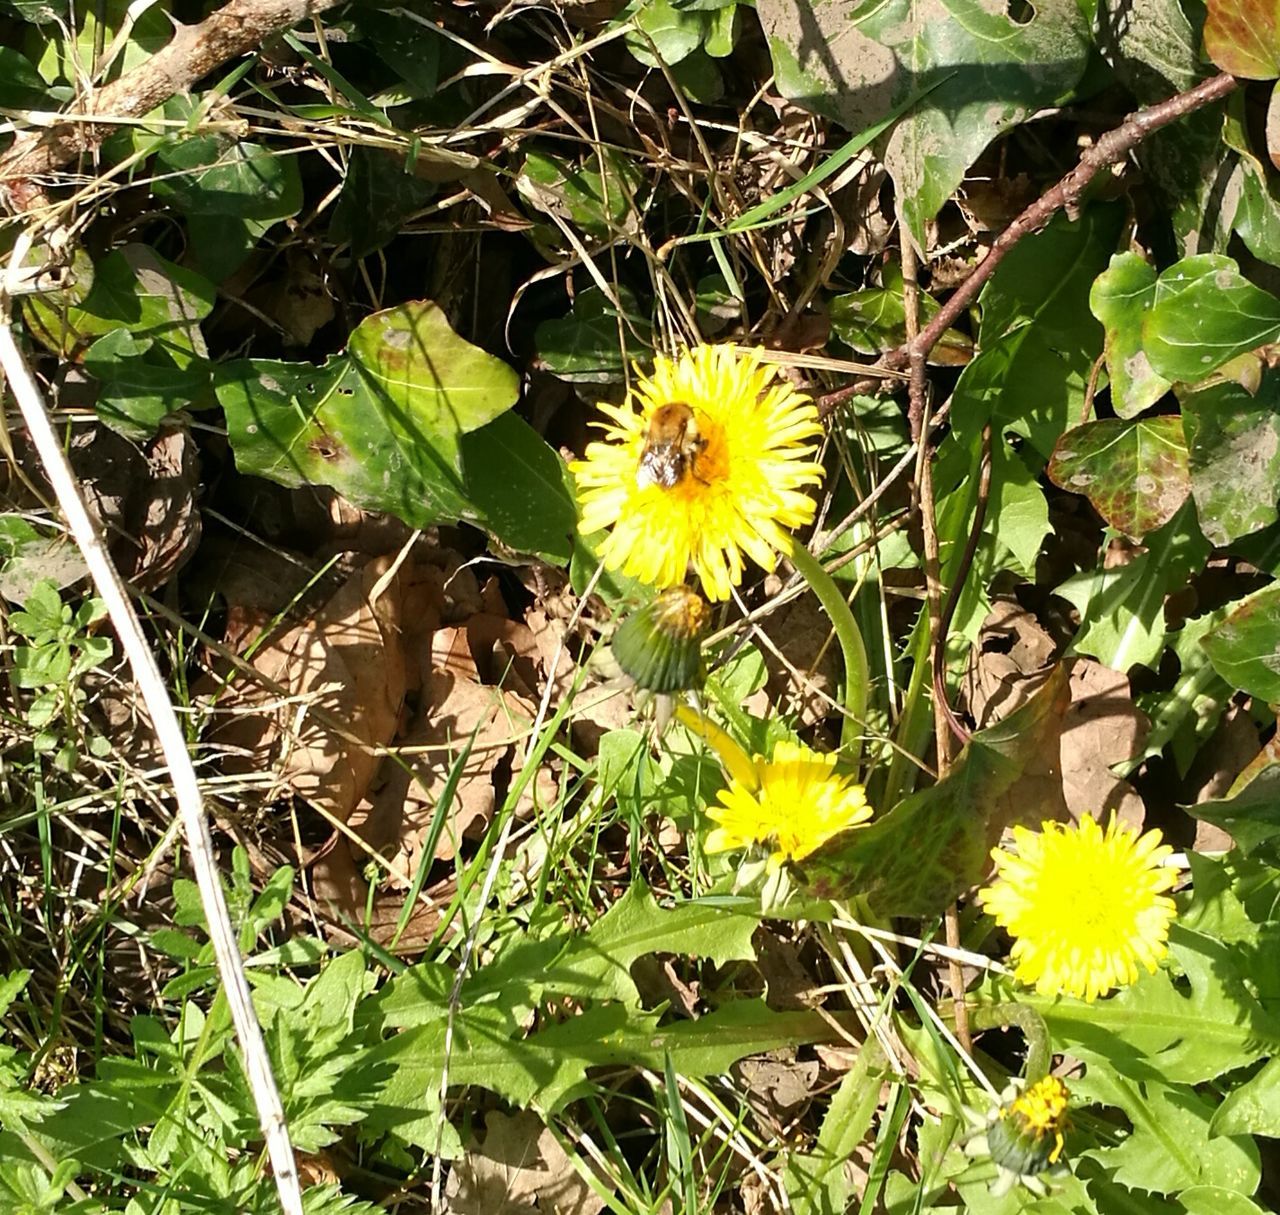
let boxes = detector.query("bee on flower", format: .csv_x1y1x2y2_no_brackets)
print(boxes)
570,345,825,602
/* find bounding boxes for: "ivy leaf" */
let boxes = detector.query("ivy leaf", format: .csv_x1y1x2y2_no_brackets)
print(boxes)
759,0,1087,244
1090,252,1173,418
24,244,214,358
1204,0,1280,78
1202,583,1280,700
1181,379,1280,546
535,286,652,384
1143,255,1280,383
802,665,1069,917
330,148,436,259
1048,416,1191,539
1057,503,1210,671
83,330,211,440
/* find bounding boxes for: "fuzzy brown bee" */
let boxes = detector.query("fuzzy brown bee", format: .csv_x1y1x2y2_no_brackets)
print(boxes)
637,401,706,489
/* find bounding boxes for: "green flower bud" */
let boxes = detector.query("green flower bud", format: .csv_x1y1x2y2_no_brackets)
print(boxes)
612,587,710,693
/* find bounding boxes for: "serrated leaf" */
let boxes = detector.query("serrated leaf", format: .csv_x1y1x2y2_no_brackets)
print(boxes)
1090,252,1173,417
759,0,1087,245
371,999,834,1118
1143,256,1280,382
1201,583,1280,699
802,665,1069,917
1213,1056,1280,1138
989,923,1280,1084
1181,379,1280,546
1204,0,1280,77
1076,1069,1259,1195
1048,417,1190,539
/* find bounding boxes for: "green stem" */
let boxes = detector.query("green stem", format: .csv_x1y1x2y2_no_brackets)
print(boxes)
789,542,869,770
969,1003,1052,1082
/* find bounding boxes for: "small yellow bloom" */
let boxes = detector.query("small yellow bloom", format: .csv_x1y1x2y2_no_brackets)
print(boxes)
570,345,824,601
970,1076,1072,1197
707,740,872,869
979,814,1178,1002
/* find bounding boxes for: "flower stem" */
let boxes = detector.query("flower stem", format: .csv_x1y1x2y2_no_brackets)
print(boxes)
788,542,869,769
969,1003,1053,1082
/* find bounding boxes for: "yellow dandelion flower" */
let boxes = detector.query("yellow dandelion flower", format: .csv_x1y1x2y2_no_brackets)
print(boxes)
979,814,1178,1003
570,345,824,601
706,740,872,869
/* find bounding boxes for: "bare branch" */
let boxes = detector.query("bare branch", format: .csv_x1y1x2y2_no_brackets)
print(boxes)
0,0,345,204
816,71,1240,416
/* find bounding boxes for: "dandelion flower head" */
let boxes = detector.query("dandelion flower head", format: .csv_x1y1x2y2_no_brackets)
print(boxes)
979,814,1178,1002
706,740,871,869
570,345,824,601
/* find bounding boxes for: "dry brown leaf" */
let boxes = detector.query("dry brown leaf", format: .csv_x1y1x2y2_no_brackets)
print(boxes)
1060,659,1149,827
446,1110,605,1215
760,580,842,729
960,599,1056,728
210,555,414,821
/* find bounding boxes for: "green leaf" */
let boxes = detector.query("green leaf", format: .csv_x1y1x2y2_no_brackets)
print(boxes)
829,278,970,363
1057,503,1210,670
1201,583,1280,699
24,245,214,358
83,330,211,440
330,147,436,259
1213,1056,1280,1138
153,133,304,222
1143,256,1280,383
371,998,835,1116
628,0,706,66
458,412,576,562
216,302,563,548
801,665,1069,917
1185,764,1280,855
1204,0,1280,77
1047,417,1191,539
1076,1070,1259,1195
1180,1190,1268,1215
1090,253,1173,418
0,48,53,107
352,5,442,96
535,286,652,384
519,149,642,240
989,922,1280,1084
760,0,1087,245
1181,379,1280,546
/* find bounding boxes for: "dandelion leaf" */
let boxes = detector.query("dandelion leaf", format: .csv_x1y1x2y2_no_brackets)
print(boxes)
802,664,1070,917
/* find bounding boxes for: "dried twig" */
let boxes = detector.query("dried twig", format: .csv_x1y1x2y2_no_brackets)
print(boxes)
0,238,303,1215
816,71,1239,417
0,0,344,207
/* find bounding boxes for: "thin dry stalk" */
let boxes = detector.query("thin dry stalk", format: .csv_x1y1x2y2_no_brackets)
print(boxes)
0,239,302,1215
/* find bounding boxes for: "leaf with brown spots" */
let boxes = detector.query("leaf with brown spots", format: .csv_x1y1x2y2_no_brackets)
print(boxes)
802,665,1070,917
1048,416,1191,538
1205,0,1280,78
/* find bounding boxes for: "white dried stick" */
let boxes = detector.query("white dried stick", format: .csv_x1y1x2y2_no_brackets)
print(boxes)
0,238,303,1215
